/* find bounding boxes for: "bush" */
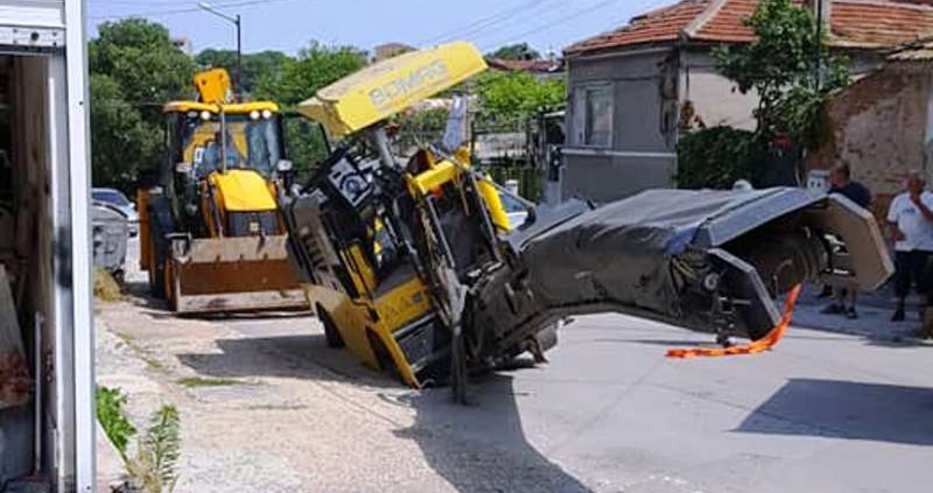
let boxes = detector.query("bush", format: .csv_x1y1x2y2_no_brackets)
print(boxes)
97,386,137,459
676,127,769,190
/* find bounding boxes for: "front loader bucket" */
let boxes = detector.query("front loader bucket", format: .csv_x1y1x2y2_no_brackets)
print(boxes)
167,235,309,314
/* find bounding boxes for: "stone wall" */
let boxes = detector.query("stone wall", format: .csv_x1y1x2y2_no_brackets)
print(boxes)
808,65,932,218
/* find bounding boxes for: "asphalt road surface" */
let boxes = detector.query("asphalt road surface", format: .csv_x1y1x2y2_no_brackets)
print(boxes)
97,239,933,492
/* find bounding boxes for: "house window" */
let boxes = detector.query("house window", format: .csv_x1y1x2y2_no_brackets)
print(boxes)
573,84,613,147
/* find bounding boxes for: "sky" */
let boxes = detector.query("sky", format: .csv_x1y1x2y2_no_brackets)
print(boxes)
87,0,677,56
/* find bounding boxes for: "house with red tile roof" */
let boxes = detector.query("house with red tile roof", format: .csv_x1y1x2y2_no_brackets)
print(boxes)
551,0,933,204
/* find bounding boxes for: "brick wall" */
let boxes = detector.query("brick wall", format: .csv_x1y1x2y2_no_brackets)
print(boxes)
808,66,931,202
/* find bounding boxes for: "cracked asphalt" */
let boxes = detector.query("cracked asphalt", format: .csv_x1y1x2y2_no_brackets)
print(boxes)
95,239,933,492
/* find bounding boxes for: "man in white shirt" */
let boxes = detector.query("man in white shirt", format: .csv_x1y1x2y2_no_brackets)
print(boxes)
887,171,933,322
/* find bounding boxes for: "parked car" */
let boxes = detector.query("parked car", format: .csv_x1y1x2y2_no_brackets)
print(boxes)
499,192,529,229
92,187,138,236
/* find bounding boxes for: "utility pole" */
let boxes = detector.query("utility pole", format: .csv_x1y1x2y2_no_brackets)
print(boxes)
814,0,824,91
198,2,242,98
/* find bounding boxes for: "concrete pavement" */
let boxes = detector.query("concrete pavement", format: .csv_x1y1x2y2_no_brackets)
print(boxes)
95,238,933,492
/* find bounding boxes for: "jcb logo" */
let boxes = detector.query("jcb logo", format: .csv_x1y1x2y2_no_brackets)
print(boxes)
369,60,449,109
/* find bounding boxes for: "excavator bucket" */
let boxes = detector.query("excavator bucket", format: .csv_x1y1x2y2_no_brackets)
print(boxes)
166,235,307,314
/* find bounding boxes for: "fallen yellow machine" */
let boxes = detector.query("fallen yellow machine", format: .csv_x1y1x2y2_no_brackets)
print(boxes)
282,42,893,402
138,68,308,314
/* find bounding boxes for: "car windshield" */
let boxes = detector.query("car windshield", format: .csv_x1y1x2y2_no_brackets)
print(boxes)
181,114,282,178
93,190,130,206
499,192,527,214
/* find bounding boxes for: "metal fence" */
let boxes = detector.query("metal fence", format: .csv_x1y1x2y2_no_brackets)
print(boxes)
391,117,543,202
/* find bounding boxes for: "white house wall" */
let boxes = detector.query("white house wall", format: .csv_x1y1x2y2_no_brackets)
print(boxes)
681,50,759,131
562,49,678,203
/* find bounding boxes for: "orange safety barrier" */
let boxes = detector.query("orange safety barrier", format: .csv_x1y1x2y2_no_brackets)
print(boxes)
666,284,802,359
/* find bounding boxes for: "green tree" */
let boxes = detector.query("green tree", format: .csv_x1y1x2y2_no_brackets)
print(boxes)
488,43,541,61
89,18,195,192
713,0,849,147
676,127,769,189
194,49,290,96
473,71,565,126
255,41,366,105
255,42,368,176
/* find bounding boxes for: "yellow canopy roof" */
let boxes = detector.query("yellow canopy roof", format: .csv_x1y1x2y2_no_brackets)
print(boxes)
163,101,280,115
298,42,487,137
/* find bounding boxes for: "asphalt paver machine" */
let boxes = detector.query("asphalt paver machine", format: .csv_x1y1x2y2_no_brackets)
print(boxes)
282,42,894,402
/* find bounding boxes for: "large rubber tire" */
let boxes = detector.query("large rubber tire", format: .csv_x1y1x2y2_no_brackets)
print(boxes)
317,306,345,348
163,258,177,311
147,227,167,299
146,198,172,299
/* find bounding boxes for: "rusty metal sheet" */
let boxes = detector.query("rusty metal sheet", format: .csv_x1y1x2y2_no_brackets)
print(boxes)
178,235,293,264
174,258,301,296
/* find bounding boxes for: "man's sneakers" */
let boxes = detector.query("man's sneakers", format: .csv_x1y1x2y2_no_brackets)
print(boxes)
817,285,834,299
892,306,906,322
821,304,844,315
822,304,858,319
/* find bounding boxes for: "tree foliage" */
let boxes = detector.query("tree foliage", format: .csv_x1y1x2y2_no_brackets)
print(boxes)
254,41,367,105
713,0,849,146
194,49,289,96
473,71,565,125
255,42,368,176
488,43,541,61
89,19,195,192
676,127,768,189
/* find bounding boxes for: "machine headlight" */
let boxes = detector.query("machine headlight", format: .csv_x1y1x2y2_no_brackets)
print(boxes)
262,109,273,119
250,110,261,120
200,111,212,121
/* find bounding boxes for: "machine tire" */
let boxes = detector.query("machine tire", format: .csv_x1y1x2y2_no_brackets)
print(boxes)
164,258,178,312
148,229,167,299
146,198,172,299
318,306,345,348
368,330,403,385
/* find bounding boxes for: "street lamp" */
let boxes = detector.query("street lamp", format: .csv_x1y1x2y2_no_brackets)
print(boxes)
198,2,242,97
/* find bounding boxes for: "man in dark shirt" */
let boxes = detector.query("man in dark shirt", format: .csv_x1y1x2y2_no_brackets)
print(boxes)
830,164,871,208
822,164,872,319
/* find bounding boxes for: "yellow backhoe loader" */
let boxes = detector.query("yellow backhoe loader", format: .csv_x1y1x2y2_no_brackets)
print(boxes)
282,42,893,402
138,68,308,314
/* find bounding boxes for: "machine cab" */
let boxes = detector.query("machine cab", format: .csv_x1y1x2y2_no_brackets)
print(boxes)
164,102,287,180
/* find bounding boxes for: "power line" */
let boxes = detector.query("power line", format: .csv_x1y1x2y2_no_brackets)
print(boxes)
478,0,627,51
414,0,557,47
89,0,294,20
452,0,565,46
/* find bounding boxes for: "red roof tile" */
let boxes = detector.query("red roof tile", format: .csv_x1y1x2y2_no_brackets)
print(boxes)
565,0,933,56
486,58,564,73
564,0,710,55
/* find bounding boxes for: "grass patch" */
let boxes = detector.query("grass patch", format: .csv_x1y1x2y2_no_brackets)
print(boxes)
176,377,242,388
94,267,123,302
114,331,165,372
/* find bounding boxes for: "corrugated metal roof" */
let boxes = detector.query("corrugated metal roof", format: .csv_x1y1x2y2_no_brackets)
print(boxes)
565,0,933,56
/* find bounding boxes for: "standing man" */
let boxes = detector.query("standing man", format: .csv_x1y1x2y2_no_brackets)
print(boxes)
822,164,872,318
887,170,933,322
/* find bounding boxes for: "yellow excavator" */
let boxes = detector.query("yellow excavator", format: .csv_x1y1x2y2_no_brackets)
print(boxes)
138,68,308,314
283,42,892,402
